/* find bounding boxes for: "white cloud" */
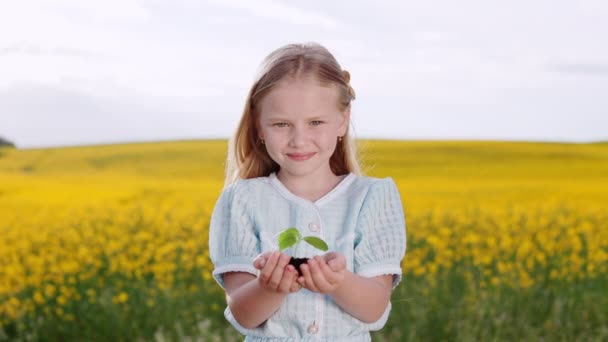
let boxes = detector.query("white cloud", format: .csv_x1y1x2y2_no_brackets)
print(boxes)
205,0,347,31
1,0,607,147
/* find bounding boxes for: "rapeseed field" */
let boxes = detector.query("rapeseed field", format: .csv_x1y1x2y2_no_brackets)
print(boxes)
0,140,606,341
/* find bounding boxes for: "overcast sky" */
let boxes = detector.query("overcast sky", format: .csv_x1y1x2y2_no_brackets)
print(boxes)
1,0,607,148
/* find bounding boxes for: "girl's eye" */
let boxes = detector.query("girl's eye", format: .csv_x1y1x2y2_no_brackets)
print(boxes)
273,122,289,128
310,120,323,126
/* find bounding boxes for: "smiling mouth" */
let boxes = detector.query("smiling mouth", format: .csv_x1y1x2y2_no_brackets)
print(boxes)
287,153,316,161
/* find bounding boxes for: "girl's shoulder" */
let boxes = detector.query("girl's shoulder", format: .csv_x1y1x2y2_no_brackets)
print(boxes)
227,174,270,188
213,176,270,212
218,174,272,197
307,174,402,208
348,174,399,194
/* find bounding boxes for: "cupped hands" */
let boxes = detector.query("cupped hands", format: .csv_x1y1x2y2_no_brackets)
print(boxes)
253,251,300,294
253,251,347,295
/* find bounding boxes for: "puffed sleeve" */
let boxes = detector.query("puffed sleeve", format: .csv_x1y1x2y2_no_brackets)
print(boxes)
354,177,407,290
208,181,260,289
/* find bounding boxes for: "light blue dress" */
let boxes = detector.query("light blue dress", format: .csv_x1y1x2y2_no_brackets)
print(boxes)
209,172,407,341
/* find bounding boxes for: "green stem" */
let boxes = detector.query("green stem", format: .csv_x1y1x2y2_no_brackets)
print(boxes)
293,238,300,257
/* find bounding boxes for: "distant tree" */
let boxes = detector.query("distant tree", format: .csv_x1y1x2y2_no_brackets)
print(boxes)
0,136,16,148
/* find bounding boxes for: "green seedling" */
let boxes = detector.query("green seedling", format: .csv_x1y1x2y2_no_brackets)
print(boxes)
278,227,328,255
277,227,328,275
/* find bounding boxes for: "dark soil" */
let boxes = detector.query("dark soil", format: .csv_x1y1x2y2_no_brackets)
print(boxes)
289,257,309,276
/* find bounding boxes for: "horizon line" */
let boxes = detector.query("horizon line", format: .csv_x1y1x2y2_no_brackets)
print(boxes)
6,136,608,150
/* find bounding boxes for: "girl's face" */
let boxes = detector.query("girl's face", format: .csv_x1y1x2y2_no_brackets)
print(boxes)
257,77,349,181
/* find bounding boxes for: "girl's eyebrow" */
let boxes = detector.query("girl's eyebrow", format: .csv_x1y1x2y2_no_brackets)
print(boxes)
264,115,328,121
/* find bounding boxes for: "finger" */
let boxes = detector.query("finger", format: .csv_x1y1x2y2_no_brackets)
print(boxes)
322,252,337,263
324,252,346,272
299,264,319,292
328,258,346,272
296,276,305,290
253,252,272,270
268,253,291,290
308,257,332,292
315,255,340,284
278,265,297,293
290,277,302,293
259,252,280,286
253,257,265,270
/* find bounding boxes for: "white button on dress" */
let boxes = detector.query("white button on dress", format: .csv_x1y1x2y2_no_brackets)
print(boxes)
308,222,320,232
307,323,319,334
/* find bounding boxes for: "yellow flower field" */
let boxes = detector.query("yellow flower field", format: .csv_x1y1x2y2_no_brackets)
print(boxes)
0,140,606,340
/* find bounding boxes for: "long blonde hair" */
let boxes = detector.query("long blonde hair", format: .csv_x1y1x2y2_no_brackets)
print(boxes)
224,42,362,186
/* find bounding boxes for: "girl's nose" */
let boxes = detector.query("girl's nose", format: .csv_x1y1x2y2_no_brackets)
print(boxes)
288,126,307,147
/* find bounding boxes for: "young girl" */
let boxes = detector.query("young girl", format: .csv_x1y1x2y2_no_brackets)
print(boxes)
209,42,407,341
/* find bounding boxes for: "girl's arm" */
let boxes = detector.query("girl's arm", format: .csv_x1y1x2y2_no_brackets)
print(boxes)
299,254,393,323
223,252,300,329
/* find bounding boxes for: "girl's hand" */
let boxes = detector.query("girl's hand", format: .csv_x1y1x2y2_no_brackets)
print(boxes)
253,252,272,270
322,252,347,272
253,251,300,294
298,253,346,295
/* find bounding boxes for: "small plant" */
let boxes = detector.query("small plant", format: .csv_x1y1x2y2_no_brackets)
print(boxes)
277,227,328,275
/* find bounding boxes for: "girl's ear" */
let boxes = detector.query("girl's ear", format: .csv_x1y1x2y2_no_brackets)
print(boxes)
255,119,264,140
338,108,350,136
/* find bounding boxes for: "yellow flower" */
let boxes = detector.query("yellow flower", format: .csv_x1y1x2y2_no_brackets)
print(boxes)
112,291,129,304
44,284,56,298
56,295,67,305
33,291,45,304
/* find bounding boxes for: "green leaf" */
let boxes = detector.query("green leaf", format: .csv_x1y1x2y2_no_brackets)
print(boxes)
278,228,301,251
303,236,329,251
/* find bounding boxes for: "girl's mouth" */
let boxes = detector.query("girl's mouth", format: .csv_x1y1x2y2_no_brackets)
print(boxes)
287,153,316,161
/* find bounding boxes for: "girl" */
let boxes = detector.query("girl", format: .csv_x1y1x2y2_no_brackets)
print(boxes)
209,42,407,341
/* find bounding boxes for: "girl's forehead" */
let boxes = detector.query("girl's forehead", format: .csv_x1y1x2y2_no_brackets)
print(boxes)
276,75,338,92
259,78,340,115
277,75,328,87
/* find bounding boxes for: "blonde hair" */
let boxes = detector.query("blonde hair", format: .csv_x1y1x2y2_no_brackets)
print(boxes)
224,42,362,186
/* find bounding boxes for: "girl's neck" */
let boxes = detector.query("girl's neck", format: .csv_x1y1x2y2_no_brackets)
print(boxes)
276,169,347,202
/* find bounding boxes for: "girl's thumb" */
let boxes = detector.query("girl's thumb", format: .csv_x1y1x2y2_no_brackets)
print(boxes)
328,259,338,270
254,257,265,269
